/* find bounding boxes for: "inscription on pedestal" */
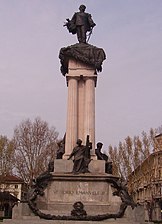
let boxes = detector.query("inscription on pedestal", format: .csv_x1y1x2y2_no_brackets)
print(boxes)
47,180,109,204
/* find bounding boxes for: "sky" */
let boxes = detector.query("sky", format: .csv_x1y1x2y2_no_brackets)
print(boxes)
0,0,162,150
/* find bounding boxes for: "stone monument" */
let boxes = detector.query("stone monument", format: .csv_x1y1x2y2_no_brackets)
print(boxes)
4,5,145,224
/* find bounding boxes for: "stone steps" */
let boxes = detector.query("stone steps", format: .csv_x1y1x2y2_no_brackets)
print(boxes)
3,218,144,224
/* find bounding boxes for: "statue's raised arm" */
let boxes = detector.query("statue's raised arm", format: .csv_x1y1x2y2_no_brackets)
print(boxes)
64,5,96,43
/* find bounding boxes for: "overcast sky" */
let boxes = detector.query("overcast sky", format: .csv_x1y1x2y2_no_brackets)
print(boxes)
0,0,162,150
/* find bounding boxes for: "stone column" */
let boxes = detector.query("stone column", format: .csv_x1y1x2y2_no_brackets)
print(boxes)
84,77,96,159
78,78,85,141
64,58,97,159
63,77,78,159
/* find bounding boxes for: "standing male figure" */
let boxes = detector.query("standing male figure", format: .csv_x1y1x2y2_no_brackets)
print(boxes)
64,5,96,43
68,139,91,174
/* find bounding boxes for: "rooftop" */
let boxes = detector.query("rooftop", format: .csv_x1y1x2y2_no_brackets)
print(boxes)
0,175,24,183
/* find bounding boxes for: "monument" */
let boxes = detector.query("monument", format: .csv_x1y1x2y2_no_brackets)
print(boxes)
4,5,145,224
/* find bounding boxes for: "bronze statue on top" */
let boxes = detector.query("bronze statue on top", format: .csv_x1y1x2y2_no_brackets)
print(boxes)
64,5,96,43
60,5,105,76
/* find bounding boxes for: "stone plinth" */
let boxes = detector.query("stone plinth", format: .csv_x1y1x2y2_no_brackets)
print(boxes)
54,159,105,174
64,59,97,159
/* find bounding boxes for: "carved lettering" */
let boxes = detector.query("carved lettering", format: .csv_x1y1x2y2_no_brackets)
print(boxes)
53,190,106,196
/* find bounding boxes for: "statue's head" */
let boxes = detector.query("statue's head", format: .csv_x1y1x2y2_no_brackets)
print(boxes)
97,142,103,149
76,139,82,145
79,4,86,12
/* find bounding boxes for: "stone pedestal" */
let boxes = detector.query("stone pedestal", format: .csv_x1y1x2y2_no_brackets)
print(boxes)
64,59,97,159
37,173,120,216
4,162,145,224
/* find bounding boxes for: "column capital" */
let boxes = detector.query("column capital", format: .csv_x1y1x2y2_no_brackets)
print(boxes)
66,74,97,87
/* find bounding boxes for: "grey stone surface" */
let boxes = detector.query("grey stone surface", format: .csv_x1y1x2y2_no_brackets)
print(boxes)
12,202,37,219
54,160,73,173
89,160,105,173
125,205,145,223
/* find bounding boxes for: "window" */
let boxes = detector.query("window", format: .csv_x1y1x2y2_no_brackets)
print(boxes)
15,184,18,189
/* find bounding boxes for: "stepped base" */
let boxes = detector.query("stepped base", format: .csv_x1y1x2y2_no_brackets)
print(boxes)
3,204,146,224
3,219,144,224
3,207,148,224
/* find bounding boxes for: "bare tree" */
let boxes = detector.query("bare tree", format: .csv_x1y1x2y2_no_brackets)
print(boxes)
13,117,59,185
155,125,162,135
0,135,14,176
141,131,151,159
108,128,157,179
133,135,142,169
108,145,119,176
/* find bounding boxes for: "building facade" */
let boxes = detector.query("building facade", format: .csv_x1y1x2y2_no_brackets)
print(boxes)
0,175,27,219
0,175,27,200
128,134,162,221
